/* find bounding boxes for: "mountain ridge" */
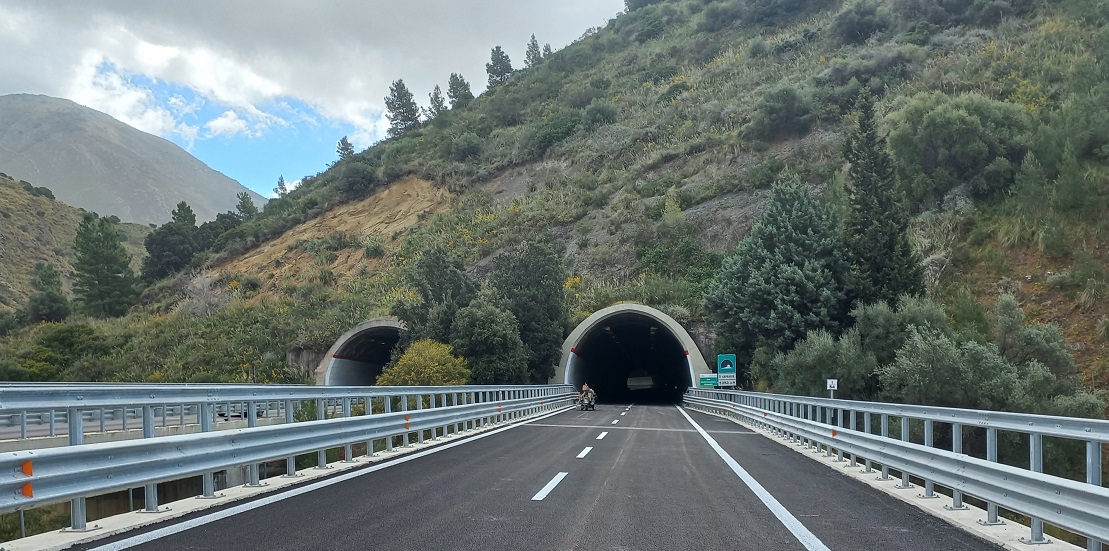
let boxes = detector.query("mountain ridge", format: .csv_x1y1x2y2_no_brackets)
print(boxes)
0,94,266,225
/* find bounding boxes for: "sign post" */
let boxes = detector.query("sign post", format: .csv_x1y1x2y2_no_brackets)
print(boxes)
717,354,737,388
698,374,718,388
826,378,838,399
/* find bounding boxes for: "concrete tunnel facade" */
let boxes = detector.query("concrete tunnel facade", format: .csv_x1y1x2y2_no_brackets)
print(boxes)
320,305,710,401
555,304,710,403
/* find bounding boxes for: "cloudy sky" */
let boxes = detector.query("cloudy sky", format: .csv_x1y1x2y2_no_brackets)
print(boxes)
0,0,624,196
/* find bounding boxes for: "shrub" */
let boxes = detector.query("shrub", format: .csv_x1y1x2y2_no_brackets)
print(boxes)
339,162,380,196
527,110,581,156
697,1,745,32
887,92,1032,206
450,132,483,161
376,339,469,386
830,1,889,45
743,86,813,141
583,101,618,128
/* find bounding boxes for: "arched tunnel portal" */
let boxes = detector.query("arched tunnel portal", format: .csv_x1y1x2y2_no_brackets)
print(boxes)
555,304,710,403
315,319,404,386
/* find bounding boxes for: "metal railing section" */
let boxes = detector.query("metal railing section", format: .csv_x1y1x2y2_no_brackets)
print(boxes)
0,383,575,534
684,389,1108,551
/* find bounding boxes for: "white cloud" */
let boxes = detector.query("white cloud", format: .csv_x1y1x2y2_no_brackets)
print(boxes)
204,110,250,137
66,51,199,143
0,0,625,144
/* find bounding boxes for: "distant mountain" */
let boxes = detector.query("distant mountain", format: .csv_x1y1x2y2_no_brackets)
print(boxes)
0,94,266,225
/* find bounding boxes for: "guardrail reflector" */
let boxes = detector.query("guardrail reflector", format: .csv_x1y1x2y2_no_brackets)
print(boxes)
21,461,32,477
21,483,32,498
831,430,838,437
498,404,503,413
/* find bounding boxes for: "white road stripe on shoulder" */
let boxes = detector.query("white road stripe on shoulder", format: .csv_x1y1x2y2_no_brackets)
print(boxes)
676,406,831,551
596,432,608,440
531,472,569,501
88,406,574,550
576,447,593,458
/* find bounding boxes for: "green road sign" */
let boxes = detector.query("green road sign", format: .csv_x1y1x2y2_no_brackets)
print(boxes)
698,374,718,388
717,354,737,386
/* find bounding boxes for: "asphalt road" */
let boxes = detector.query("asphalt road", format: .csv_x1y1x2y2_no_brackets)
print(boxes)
77,404,1002,551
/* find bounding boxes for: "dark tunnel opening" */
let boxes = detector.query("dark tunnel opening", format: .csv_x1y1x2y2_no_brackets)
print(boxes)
569,313,690,404
326,326,402,386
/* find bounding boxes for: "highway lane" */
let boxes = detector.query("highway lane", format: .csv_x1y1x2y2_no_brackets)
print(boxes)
76,404,1002,551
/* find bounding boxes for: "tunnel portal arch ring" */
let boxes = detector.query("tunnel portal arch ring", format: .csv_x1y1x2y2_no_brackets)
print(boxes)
316,318,406,386
555,303,710,386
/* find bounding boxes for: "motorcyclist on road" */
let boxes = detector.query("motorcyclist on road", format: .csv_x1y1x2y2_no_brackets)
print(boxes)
579,383,597,407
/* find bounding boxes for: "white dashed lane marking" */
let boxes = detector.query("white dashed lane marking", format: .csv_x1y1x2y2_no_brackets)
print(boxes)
532,472,569,501
576,447,593,458
596,432,608,440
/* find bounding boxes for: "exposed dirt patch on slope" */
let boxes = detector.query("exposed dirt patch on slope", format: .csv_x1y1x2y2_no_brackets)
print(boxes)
213,177,451,289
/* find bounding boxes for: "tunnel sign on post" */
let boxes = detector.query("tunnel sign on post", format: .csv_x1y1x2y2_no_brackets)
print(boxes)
716,354,737,387
698,374,718,388
827,378,838,399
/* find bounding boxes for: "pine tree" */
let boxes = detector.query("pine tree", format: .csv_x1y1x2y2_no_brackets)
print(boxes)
542,43,553,57
384,79,421,137
235,192,259,220
486,46,514,88
273,175,289,197
428,85,447,118
447,73,474,109
74,213,136,318
141,202,199,281
843,92,924,306
525,34,543,68
488,240,568,383
336,136,355,161
704,177,852,366
25,262,70,323
391,245,478,345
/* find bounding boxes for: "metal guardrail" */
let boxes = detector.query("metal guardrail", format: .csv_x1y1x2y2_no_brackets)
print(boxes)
684,389,1108,551
0,383,575,535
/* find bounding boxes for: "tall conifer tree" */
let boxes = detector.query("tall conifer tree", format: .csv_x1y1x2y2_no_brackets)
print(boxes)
384,79,421,137
447,73,474,109
525,34,543,68
705,177,852,365
427,85,447,118
486,46,514,88
843,93,923,305
74,213,135,317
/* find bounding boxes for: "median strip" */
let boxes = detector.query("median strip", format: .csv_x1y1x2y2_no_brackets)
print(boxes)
531,472,569,501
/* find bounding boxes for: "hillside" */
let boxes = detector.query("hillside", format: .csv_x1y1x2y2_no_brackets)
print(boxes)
1,0,1107,398
0,94,266,225
0,173,149,309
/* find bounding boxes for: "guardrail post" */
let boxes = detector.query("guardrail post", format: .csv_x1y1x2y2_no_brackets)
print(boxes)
1021,433,1049,544
978,427,1004,526
920,420,937,498
315,399,329,469
20,410,27,439
363,397,374,458
401,396,410,447
453,393,462,434
384,396,395,452
863,412,873,473
141,405,161,512
946,422,968,511
200,403,220,496
246,400,263,485
416,394,425,444
848,409,858,467
897,417,912,489
283,399,299,477
341,397,355,462
66,406,91,531
429,394,438,440
1089,440,1103,551
878,414,891,481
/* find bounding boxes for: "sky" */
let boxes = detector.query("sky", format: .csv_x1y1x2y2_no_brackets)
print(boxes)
0,0,625,197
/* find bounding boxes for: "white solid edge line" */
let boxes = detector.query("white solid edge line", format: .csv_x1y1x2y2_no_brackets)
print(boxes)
675,405,831,551
531,472,569,501
89,406,575,551
576,447,593,458
611,419,619,425
596,432,608,440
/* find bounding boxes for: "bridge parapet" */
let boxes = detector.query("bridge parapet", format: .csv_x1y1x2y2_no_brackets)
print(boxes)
685,389,1109,551
0,383,575,537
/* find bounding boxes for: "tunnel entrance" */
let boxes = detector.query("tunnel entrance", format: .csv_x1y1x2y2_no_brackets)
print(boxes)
316,320,404,386
557,304,710,404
